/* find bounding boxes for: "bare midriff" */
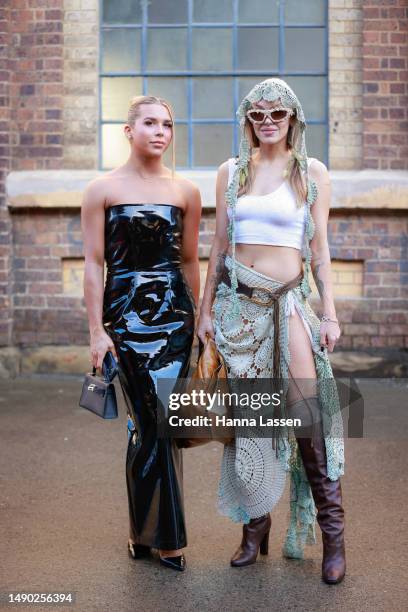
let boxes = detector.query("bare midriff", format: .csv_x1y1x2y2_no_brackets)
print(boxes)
228,243,303,283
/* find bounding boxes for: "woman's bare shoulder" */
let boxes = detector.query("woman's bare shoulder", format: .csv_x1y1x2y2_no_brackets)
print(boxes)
82,173,115,209
172,172,201,199
308,157,330,184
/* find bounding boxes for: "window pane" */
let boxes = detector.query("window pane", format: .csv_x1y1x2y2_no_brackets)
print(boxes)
192,29,233,71
163,124,188,167
193,124,233,166
305,124,326,162
285,28,325,72
284,76,326,121
102,124,130,169
147,28,187,71
148,0,188,24
239,0,279,23
102,77,143,121
102,0,142,24
237,28,279,71
102,29,141,72
285,0,326,25
193,0,233,22
146,77,188,120
193,77,234,119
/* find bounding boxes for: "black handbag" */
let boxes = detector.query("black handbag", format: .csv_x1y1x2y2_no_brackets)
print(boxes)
79,351,119,419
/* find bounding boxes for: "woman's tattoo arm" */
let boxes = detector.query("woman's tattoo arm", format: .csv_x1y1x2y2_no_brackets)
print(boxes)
312,261,325,299
210,250,227,301
311,251,336,318
200,244,227,315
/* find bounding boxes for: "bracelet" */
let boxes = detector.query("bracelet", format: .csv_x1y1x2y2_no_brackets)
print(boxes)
321,315,339,324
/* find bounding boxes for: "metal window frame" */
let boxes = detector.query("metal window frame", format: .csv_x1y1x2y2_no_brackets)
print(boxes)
98,0,329,170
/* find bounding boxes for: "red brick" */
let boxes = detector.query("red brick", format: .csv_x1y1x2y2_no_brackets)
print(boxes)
363,108,379,120
370,336,389,347
364,145,396,158
387,7,406,18
363,31,380,43
389,107,406,119
379,321,408,337
27,282,61,295
364,134,378,144
390,32,406,44
366,286,400,298
363,0,397,5
363,7,380,19
364,57,381,70
390,82,405,94
364,45,398,57
363,69,399,81
390,159,407,169
364,20,399,32
390,58,406,69
351,311,372,324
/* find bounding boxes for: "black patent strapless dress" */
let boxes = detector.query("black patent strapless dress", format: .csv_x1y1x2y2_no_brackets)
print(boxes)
102,204,195,550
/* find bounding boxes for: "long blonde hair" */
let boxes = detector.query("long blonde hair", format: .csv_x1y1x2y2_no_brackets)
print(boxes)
127,95,176,176
238,113,308,207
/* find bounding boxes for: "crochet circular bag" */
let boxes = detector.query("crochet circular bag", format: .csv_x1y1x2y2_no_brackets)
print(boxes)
219,436,287,522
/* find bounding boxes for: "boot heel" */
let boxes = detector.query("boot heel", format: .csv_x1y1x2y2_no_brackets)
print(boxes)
259,530,270,555
230,514,271,567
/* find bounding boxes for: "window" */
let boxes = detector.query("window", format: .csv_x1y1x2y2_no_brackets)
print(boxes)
100,0,328,169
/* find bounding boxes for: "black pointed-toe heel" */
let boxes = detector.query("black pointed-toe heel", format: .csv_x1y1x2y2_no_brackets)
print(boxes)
128,539,151,559
159,553,186,572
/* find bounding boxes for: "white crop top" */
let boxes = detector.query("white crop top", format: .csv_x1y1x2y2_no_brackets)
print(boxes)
226,157,314,251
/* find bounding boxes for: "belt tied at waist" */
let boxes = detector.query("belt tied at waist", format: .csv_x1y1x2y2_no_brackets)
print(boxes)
221,267,303,381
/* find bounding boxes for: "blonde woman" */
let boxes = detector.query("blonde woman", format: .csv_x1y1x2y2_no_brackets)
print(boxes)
197,79,345,584
81,95,201,571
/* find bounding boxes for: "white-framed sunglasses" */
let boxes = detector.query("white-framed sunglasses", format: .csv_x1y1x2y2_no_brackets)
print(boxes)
246,107,295,125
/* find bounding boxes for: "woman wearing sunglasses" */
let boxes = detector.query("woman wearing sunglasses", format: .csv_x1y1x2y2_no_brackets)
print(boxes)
197,78,345,584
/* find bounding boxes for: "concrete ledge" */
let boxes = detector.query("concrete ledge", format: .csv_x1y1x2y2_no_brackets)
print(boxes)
6,169,408,211
0,345,407,378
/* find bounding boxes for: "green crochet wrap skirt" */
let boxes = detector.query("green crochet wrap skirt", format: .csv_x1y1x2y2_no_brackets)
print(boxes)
212,254,345,559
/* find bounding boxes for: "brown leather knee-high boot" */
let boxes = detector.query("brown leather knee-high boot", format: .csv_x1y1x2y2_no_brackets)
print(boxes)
291,396,346,584
230,513,271,567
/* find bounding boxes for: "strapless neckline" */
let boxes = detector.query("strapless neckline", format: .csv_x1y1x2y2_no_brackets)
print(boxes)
105,203,183,212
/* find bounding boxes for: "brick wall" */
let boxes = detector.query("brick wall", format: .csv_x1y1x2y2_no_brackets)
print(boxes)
11,209,87,346
362,0,408,169
0,1,12,346
9,0,64,170
328,212,408,348
329,0,363,170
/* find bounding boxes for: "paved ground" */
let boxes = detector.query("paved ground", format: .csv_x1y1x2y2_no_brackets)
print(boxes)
1,376,407,612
